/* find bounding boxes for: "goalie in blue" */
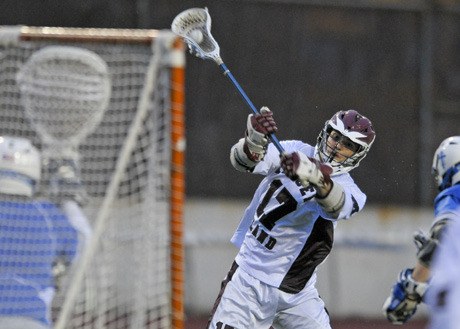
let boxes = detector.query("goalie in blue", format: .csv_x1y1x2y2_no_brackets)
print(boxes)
383,136,460,325
0,136,91,329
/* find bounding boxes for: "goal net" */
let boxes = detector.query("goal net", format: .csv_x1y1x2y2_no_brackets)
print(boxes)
0,26,185,329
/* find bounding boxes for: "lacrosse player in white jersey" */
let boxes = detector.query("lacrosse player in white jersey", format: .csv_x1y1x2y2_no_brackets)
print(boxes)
206,108,375,329
383,136,460,326
0,136,91,329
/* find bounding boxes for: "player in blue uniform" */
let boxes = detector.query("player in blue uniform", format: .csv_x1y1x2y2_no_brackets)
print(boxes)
383,136,460,326
426,202,460,329
207,108,376,329
0,136,90,329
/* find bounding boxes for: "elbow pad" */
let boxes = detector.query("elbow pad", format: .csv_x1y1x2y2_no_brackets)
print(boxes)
415,218,449,267
230,138,259,172
316,181,345,218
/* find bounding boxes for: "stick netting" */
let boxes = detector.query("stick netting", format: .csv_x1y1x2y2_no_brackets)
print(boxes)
0,27,183,329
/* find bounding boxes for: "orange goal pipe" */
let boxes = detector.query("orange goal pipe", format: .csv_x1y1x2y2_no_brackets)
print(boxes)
170,37,186,329
16,26,187,328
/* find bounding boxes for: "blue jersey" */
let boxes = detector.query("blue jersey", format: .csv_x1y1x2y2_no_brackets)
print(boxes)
0,199,79,326
426,184,460,329
433,184,460,223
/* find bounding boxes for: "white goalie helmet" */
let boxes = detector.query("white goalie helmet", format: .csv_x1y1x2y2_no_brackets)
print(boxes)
0,136,41,197
432,136,460,191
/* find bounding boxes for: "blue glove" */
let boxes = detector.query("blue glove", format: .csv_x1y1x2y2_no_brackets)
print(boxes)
382,268,428,324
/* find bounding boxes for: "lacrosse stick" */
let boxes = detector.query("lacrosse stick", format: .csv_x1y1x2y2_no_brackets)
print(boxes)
171,7,284,153
17,46,111,203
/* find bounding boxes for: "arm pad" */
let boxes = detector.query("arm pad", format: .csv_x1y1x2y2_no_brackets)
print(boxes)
230,138,259,172
316,181,345,218
416,218,450,267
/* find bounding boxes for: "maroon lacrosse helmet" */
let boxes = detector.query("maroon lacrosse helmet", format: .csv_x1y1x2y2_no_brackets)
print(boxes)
315,109,376,174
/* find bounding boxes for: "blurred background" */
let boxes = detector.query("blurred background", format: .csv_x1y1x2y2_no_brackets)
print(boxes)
1,0,459,327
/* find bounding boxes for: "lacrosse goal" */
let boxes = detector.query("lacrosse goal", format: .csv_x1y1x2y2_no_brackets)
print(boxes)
0,26,185,329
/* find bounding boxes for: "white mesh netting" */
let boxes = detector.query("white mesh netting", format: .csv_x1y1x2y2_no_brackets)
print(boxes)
0,28,181,329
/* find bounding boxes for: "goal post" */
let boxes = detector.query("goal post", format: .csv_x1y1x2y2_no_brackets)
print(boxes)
0,26,185,329
169,37,186,329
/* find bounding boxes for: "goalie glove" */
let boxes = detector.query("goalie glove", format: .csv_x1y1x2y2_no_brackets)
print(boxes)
46,158,89,206
244,106,278,162
383,268,428,324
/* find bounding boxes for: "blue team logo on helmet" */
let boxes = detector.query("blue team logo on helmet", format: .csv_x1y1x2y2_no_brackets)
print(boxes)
432,136,460,191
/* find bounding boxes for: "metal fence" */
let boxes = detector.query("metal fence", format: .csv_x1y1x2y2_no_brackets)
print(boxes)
1,0,459,205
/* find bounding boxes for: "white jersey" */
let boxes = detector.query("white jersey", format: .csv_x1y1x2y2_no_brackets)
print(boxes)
425,185,460,329
231,140,366,293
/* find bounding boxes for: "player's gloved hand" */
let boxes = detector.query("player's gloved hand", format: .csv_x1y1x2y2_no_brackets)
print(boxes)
280,152,332,188
245,107,278,162
47,158,88,206
249,106,278,136
383,268,428,324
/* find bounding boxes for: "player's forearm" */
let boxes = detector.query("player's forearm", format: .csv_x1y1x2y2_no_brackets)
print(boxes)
412,261,431,283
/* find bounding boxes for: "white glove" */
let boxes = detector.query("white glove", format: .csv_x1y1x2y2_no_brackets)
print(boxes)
280,152,332,188
245,106,277,162
281,152,345,216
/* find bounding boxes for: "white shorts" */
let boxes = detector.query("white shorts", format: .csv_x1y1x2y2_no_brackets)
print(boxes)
207,262,331,329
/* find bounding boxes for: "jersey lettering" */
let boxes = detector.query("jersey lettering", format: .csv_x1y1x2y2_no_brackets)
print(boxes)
351,195,359,215
216,321,235,329
256,179,297,230
250,224,277,250
251,178,308,250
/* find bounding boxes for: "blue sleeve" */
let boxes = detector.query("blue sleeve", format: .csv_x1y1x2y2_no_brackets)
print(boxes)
39,201,79,265
434,185,460,221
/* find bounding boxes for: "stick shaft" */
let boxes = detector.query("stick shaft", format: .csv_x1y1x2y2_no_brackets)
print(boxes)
219,63,284,153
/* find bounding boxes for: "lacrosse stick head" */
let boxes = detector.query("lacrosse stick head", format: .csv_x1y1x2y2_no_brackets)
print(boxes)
171,7,222,64
17,46,111,154
16,45,111,203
